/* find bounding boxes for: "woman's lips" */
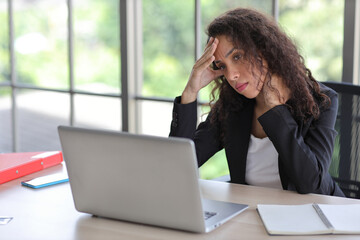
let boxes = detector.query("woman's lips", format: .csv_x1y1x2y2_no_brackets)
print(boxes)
236,82,248,92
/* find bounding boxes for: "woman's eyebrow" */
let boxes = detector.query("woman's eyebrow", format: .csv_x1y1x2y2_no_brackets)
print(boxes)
214,48,236,64
225,48,236,58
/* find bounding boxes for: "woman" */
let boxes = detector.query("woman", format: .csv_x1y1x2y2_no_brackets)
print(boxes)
169,8,344,197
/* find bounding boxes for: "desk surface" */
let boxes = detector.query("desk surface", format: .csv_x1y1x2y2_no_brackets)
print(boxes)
1,163,359,240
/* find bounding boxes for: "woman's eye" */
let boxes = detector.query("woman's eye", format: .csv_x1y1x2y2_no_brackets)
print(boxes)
234,54,242,61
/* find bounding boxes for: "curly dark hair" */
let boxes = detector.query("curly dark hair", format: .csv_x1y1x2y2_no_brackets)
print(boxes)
206,8,330,132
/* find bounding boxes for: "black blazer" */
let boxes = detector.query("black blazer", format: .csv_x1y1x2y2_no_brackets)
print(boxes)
170,84,345,197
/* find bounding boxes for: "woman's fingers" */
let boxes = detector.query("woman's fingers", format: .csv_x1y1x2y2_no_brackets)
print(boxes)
181,37,221,104
204,37,215,51
185,37,221,94
203,37,218,56
194,38,218,71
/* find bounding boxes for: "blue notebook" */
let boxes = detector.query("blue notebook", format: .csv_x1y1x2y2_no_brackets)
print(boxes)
21,173,69,189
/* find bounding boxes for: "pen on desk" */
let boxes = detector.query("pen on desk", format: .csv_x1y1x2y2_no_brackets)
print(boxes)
0,217,13,225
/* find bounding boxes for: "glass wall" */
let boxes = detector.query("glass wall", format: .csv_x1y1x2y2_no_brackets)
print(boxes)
73,0,120,94
140,100,172,136
74,94,121,130
0,1,9,84
279,0,344,83
0,0,356,179
14,0,68,89
0,1,122,152
141,0,194,99
0,87,12,153
0,2,11,153
17,90,69,152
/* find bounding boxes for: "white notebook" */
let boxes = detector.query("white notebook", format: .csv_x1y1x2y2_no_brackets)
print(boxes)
257,203,360,235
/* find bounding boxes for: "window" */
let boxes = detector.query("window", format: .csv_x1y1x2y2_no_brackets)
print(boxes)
0,0,121,152
0,1,9,85
278,0,344,83
14,0,68,89
17,89,69,152
0,0,357,180
0,87,11,152
140,0,194,136
72,0,121,129
73,0,120,95
0,2,10,152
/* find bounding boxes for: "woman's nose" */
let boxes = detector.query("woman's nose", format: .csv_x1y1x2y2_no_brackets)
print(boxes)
226,69,240,82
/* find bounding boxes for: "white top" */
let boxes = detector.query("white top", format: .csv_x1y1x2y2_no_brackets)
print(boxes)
245,134,282,189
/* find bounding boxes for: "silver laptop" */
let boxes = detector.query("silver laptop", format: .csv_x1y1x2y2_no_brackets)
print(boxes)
58,125,248,233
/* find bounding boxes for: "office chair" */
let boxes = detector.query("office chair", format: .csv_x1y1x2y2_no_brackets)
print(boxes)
323,81,360,199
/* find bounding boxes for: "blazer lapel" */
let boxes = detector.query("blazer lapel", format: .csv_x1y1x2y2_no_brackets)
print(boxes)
225,100,254,184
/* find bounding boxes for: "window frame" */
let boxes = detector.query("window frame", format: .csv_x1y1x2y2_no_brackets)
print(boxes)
1,0,358,152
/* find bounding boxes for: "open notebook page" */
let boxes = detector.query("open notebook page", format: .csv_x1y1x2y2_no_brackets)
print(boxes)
257,204,330,235
317,204,360,234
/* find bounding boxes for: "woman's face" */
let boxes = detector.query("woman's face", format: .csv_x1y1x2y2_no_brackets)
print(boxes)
213,35,265,99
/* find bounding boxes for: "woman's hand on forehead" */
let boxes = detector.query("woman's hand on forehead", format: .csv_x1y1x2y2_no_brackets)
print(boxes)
181,37,224,104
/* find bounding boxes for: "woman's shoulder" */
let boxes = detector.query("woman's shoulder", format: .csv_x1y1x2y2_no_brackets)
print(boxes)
316,82,338,114
318,82,338,99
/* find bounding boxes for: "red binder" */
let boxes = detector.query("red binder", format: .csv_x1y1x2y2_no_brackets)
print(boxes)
0,151,63,184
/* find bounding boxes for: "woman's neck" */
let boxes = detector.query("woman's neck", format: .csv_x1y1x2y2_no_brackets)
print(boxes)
254,90,270,113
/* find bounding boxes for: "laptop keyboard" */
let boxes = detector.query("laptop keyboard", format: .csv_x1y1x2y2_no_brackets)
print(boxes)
204,211,217,220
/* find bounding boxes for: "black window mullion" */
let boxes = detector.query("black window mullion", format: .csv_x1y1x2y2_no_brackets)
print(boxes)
342,0,356,83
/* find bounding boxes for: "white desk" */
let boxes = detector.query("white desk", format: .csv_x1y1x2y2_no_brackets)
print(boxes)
1,163,359,240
